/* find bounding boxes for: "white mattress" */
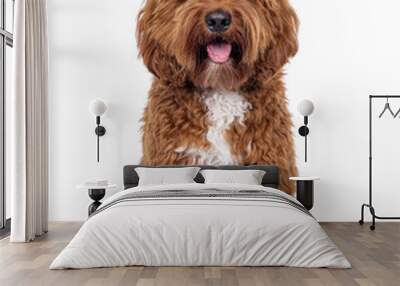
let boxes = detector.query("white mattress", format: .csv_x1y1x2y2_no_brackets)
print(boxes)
50,183,351,269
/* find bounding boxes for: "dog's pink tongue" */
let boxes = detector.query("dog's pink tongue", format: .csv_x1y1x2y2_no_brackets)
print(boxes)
207,43,232,64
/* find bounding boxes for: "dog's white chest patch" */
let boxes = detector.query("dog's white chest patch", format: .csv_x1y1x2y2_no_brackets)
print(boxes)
177,91,251,165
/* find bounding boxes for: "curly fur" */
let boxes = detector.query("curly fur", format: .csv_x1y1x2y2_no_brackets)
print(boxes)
137,0,299,194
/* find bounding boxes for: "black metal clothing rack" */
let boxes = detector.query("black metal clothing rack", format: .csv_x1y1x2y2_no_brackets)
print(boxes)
359,95,400,230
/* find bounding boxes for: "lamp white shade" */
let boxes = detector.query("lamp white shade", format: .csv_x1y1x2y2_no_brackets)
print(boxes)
297,99,315,116
89,99,107,116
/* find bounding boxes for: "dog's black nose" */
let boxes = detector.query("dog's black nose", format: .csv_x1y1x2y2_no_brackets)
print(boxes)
205,10,231,33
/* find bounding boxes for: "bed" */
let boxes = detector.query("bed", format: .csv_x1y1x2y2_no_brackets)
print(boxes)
50,165,350,269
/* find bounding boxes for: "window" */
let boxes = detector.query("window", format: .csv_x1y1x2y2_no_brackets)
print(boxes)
0,0,14,234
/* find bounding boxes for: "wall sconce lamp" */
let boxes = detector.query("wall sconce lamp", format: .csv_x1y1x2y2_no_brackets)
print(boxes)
297,99,315,163
89,99,107,162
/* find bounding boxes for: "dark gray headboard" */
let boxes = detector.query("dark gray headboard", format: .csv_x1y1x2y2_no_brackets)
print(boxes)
123,165,279,190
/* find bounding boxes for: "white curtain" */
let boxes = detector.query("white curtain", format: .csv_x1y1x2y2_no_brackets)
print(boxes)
9,0,49,242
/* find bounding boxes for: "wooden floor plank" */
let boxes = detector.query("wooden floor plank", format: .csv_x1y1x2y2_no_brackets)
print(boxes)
0,222,399,286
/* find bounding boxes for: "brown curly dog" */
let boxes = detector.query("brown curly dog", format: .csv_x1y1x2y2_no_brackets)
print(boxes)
137,0,299,194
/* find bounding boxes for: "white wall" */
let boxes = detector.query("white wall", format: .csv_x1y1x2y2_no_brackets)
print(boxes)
48,0,400,221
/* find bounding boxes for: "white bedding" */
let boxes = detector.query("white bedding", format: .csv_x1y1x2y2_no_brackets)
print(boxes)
50,183,351,269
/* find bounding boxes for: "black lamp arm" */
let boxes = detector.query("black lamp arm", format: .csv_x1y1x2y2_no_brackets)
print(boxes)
299,116,310,163
94,116,106,162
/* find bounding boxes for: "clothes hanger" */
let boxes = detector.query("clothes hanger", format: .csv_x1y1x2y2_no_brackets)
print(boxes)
379,97,395,118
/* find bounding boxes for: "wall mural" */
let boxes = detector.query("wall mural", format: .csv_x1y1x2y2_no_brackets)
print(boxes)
136,0,299,194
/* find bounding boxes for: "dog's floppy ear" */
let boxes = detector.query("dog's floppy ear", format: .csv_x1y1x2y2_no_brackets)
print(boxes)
255,0,299,82
136,0,187,86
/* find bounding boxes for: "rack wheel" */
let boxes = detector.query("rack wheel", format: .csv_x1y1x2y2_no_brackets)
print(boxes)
358,220,364,225
370,225,375,231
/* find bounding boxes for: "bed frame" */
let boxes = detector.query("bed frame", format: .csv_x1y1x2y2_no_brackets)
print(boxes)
123,165,279,190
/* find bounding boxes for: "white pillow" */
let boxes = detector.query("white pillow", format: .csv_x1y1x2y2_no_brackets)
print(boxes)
200,169,266,185
135,167,200,186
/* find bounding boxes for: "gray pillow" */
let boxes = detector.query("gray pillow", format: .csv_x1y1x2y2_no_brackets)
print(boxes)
135,167,201,186
200,169,266,185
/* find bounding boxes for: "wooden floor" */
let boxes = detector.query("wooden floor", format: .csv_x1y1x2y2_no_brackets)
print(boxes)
0,222,399,286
